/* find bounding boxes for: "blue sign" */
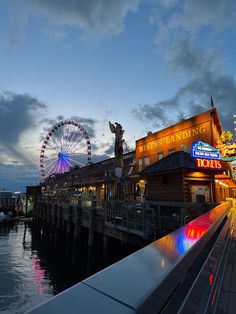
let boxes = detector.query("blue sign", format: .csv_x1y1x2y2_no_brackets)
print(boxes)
191,141,221,160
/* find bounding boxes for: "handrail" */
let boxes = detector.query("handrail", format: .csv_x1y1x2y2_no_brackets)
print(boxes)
26,202,231,314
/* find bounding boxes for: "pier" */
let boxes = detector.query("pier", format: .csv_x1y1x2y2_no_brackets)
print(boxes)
32,193,215,248
26,201,236,313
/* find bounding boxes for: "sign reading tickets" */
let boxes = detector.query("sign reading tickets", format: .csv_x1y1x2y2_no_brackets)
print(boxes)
195,158,223,170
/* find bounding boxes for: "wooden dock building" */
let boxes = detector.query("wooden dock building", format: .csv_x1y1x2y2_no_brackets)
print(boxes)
29,108,236,259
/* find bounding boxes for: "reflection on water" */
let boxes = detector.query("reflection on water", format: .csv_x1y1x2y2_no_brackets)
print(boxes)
31,256,46,294
0,221,137,313
0,223,53,314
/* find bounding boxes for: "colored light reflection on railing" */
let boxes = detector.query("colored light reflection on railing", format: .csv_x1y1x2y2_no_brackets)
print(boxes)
152,203,228,266
32,256,46,293
209,273,214,285
185,225,207,240
176,225,207,255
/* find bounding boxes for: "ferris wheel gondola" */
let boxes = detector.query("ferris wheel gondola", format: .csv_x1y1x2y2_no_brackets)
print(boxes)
40,120,91,180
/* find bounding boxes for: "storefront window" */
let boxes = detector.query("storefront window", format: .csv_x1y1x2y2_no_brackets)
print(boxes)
158,152,164,160
144,156,150,167
138,158,143,172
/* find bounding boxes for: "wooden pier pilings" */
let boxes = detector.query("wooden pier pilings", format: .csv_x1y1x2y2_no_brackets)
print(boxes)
33,197,210,248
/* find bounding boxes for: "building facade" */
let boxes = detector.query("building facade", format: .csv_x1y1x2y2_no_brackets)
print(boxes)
135,108,235,203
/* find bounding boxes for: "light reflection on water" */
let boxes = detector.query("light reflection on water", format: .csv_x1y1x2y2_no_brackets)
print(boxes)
0,223,53,314
0,220,125,313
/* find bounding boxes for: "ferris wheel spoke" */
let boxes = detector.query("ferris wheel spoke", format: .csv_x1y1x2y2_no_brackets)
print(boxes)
54,127,64,148
50,135,61,150
70,144,87,156
62,124,67,149
44,162,57,178
44,159,58,172
70,125,79,144
67,157,86,166
53,125,63,149
43,155,58,163
69,152,88,156
64,158,73,168
44,161,58,172
66,133,84,152
61,160,71,173
48,128,61,148
67,135,86,153
65,125,80,151
46,142,60,153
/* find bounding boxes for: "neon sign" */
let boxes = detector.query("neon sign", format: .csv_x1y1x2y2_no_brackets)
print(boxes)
195,158,223,170
216,131,236,161
191,141,221,160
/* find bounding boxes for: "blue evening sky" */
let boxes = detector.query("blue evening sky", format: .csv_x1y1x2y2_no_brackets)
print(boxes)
0,0,235,191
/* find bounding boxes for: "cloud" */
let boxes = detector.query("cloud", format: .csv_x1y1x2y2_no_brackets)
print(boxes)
92,153,111,164
152,0,236,46
0,91,47,164
0,164,39,192
168,0,236,33
133,69,236,133
7,0,141,43
40,115,97,141
104,144,114,156
134,1,236,135
165,39,221,76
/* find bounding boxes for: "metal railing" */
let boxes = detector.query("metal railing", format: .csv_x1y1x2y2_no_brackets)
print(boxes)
27,201,231,314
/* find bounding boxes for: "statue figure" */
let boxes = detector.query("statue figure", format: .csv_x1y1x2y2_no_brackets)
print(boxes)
109,121,124,175
108,121,130,200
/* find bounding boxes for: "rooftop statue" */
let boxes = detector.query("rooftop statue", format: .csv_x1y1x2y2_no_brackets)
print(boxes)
109,121,124,175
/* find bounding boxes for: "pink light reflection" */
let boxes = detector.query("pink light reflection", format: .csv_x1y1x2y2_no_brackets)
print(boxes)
32,256,46,294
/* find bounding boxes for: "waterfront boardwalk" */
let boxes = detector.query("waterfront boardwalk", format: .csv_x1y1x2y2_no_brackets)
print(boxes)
26,201,236,313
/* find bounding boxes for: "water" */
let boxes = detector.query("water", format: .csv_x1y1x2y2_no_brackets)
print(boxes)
0,221,138,313
0,223,54,313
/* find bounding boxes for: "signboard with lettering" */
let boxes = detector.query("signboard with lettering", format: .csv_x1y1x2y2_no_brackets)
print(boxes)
191,141,221,160
138,125,207,153
195,158,223,170
216,131,236,162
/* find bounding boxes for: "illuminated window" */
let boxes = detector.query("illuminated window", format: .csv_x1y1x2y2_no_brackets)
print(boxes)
181,144,189,152
138,158,143,172
158,152,164,160
144,156,150,166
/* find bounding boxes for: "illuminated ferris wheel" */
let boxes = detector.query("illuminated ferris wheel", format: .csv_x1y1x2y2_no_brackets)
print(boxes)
40,120,91,180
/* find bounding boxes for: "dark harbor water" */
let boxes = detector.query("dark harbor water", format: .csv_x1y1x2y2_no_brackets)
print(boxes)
0,221,137,313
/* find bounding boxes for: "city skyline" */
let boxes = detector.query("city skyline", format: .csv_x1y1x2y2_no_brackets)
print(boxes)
0,0,236,191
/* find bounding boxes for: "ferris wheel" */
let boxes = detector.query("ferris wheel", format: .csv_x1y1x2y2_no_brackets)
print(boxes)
40,120,91,180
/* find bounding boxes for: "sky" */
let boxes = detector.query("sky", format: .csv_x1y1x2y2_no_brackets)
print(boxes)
0,0,236,192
